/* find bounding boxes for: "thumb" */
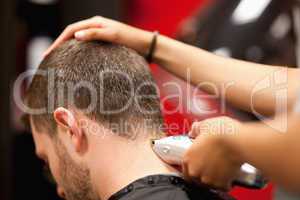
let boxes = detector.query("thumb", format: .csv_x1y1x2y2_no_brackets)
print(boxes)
189,122,202,138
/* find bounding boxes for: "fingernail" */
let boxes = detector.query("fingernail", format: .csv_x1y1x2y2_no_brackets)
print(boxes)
75,31,85,39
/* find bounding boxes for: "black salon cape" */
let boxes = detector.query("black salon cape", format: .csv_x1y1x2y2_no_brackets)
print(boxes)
108,175,235,200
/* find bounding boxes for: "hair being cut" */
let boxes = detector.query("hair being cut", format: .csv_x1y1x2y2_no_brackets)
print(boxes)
25,39,163,138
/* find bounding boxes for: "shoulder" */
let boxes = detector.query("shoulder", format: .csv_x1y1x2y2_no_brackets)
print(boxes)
109,175,234,200
118,183,233,200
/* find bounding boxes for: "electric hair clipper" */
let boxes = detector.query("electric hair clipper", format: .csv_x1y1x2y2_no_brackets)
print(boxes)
152,135,267,189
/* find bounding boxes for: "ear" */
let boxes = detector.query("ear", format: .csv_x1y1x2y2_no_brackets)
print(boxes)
53,107,85,153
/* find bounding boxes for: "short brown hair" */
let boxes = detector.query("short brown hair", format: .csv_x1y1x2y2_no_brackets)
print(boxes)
25,39,163,138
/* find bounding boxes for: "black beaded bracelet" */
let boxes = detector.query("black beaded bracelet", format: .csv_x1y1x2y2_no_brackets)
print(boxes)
146,31,159,63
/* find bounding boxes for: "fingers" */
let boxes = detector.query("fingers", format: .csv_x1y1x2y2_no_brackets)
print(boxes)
182,157,196,183
188,122,200,138
189,120,208,138
74,27,118,42
183,159,233,191
183,125,238,191
189,116,237,138
202,163,233,191
183,161,230,190
43,17,103,57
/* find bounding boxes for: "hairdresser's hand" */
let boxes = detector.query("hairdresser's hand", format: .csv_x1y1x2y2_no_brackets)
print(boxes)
182,117,243,191
44,16,154,57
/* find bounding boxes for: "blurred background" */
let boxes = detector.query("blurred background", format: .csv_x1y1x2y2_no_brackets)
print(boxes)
1,0,300,200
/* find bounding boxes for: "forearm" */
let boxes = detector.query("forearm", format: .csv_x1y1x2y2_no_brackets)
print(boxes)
152,35,300,115
229,115,300,191
46,17,300,115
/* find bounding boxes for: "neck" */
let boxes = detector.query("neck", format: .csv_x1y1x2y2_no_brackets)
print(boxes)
90,135,179,200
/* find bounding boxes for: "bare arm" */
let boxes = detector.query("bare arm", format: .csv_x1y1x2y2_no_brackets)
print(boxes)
229,114,300,191
45,16,300,115
154,36,300,115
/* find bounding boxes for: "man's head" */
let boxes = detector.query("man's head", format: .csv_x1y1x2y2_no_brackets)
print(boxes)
25,39,164,200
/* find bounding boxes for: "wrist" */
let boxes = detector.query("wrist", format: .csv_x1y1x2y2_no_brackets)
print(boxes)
135,30,175,65
126,28,154,57
145,31,159,63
